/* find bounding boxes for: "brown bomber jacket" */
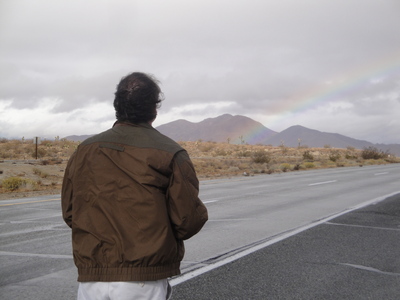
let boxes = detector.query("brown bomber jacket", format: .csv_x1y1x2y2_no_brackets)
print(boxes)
61,122,208,282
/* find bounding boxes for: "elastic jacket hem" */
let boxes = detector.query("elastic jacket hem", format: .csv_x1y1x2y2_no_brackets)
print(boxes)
78,263,181,282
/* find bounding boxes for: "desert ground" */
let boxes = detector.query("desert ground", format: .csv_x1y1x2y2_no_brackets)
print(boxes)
0,138,398,200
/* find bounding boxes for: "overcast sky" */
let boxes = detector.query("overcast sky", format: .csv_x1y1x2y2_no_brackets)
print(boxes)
1,0,399,144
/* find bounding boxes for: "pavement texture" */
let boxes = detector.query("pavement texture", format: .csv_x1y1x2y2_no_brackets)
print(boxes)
171,193,400,300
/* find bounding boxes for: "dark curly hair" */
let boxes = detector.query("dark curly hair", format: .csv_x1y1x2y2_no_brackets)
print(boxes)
113,72,163,123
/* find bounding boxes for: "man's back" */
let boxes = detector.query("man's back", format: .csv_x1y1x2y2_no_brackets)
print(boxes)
61,72,207,299
62,122,207,282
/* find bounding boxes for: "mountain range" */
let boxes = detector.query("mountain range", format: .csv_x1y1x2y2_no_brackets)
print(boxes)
65,114,400,156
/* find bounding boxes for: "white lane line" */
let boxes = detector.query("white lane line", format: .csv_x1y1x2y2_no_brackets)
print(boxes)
375,172,388,176
170,190,400,287
326,222,400,231
0,251,72,259
340,263,400,276
203,200,218,204
308,180,337,186
209,218,253,222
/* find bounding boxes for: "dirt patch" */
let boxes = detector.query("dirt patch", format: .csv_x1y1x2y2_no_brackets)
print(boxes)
0,160,66,200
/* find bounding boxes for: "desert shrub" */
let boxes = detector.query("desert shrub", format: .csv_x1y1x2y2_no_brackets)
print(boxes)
2,177,28,191
238,163,249,170
236,150,251,158
302,150,314,161
213,149,229,156
345,152,358,159
293,164,302,170
31,147,47,159
279,145,288,154
198,143,214,152
2,143,12,151
33,167,49,178
329,150,341,162
324,144,332,148
26,179,39,190
251,150,271,164
24,147,32,154
361,147,389,160
304,162,315,169
0,151,8,159
280,163,291,172
33,167,42,175
385,155,400,163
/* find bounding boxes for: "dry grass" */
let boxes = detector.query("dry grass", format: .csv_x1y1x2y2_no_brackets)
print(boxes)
181,141,399,179
0,138,399,199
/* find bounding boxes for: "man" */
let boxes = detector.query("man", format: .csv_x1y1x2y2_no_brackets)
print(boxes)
62,72,208,300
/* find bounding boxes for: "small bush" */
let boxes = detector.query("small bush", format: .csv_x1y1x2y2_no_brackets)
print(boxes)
251,150,271,164
213,149,229,156
361,147,389,160
302,150,314,161
236,150,251,158
385,155,400,163
304,162,315,169
1,176,39,191
0,151,9,159
345,152,358,160
33,167,41,175
329,150,341,162
198,144,214,152
33,167,49,178
280,163,291,172
280,145,288,154
31,147,47,159
2,177,26,191
293,164,302,170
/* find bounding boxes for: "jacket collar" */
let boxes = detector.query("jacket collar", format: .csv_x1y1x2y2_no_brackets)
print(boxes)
113,121,153,129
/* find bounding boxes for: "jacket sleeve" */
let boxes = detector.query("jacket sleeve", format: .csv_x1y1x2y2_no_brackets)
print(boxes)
167,150,208,240
61,152,76,228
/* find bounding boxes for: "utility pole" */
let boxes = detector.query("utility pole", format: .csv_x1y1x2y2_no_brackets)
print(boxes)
35,137,38,159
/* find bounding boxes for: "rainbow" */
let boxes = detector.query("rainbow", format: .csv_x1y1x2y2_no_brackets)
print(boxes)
243,50,400,144
276,51,400,120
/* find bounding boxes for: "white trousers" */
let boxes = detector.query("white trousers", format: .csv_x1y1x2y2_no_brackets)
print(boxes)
77,280,172,300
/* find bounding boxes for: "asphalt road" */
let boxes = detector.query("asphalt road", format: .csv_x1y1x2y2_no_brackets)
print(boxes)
171,193,400,300
181,164,400,272
0,164,399,299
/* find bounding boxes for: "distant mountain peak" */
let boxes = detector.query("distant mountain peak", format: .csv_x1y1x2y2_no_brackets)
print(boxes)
156,114,277,144
63,114,400,156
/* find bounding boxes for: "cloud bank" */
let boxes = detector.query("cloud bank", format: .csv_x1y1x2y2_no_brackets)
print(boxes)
1,0,399,143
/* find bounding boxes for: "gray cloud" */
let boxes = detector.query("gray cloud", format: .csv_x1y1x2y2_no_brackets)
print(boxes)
1,0,399,143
